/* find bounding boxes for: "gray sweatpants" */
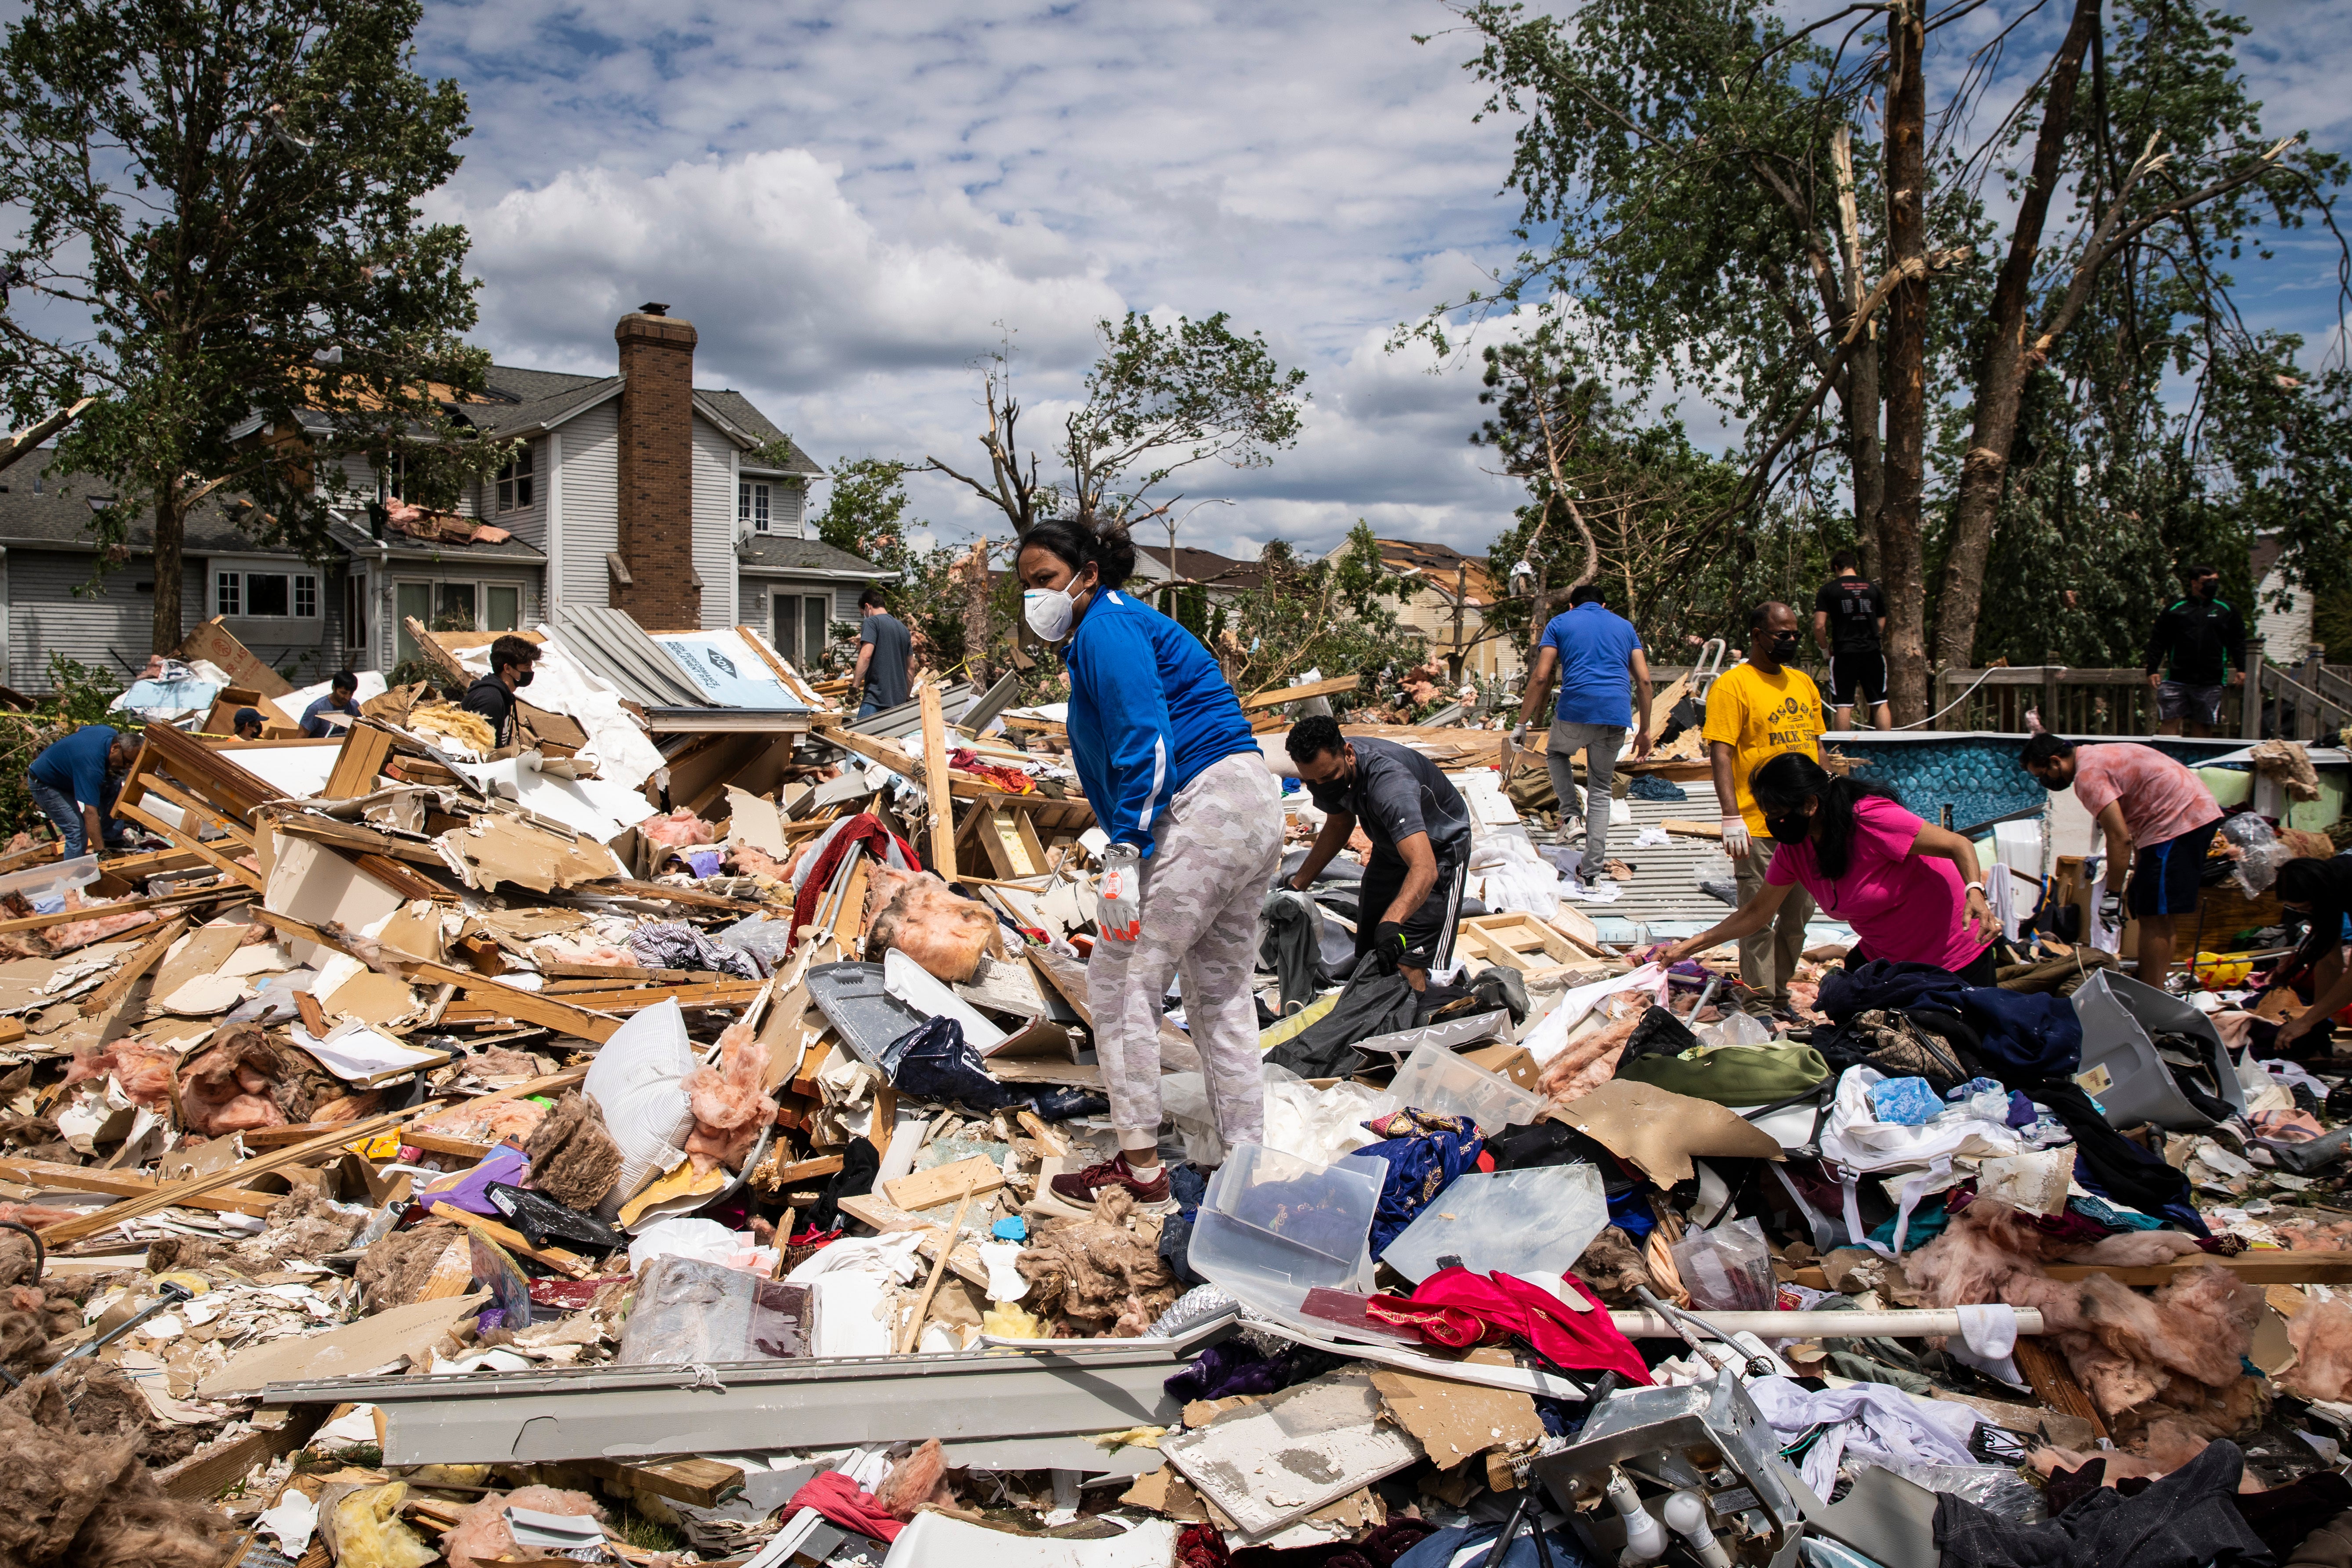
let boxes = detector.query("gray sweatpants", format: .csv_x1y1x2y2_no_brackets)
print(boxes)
1546,722,1626,882
1088,752,1284,1151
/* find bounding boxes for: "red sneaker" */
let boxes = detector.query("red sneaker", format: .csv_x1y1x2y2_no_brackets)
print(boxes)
1049,1154,1172,1208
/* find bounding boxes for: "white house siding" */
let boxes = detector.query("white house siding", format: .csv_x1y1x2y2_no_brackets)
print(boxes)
9,552,204,689
2257,566,2317,665
556,400,619,617
751,476,807,540
690,415,739,630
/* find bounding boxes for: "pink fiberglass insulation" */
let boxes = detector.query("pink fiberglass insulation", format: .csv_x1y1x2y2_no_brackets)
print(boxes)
1906,1199,2265,1442
875,1439,954,1521
47,894,158,953
866,871,1004,982
2287,1296,2352,1403
443,1487,603,1568
1537,1003,1644,1103
639,809,718,848
62,1040,181,1111
684,1021,771,1172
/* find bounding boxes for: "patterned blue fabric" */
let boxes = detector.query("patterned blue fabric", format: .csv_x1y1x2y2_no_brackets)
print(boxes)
1355,1108,1484,1257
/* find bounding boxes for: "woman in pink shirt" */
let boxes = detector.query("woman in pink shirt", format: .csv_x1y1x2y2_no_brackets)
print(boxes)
1660,754,2001,985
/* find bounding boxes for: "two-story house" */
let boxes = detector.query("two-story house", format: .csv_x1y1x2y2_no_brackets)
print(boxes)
0,305,888,689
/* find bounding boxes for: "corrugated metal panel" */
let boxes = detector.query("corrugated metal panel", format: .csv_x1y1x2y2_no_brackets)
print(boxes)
9,550,201,688
690,414,737,629
849,682,976,739
551,603,708,707
560,399,619,612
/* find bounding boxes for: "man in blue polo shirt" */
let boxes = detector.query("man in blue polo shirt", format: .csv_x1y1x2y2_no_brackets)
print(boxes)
1513,584,1653,884
28,723,139,857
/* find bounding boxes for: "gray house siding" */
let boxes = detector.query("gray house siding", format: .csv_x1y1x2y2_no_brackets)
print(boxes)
8,551,203,690
477,434,547,550
554,399,619,619
691,415,738,630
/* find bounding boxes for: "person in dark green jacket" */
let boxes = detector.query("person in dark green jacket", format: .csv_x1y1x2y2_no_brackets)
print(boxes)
2144,565,2245,738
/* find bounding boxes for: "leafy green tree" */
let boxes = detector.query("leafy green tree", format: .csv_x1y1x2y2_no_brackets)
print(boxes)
1215,525,1416,708
813,456,917,573
929,313,1308,533
0,0,499,653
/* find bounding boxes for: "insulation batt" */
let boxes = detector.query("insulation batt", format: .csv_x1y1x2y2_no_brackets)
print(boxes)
356,1221,461,1310
684,1021,771,1172
318,1481,437,1568
0,1368,230,1567
238,1184,365,1267
61,1039,179,1110
419,1097,547,1145
730,842,795,881
2287,1296,2352,1403
46,892,158,952
177,1024,312,1138
1536,1001,1644,1103
640,808,718,847
864,867,1005,982
521,1090,625,1212
1016,1188,1180,1335
876,1438,956,1520
442,1485,603,1568
1906,1199,2265,1441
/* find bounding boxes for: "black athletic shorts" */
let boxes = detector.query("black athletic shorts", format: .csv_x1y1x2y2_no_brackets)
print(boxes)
1355,852,1469,971
2130,817,2222,919
1829,652,1888,709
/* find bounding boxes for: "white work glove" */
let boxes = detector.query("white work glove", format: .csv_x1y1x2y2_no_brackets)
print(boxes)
1511,721,1529,746
1721,815,1751,858
2097,887,2124,928
1097,843,1143,942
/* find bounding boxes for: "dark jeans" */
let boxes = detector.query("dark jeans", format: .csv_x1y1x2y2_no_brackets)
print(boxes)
28,774,124,857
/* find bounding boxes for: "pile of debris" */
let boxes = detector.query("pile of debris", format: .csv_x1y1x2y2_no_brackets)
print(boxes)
5,619,2352,1568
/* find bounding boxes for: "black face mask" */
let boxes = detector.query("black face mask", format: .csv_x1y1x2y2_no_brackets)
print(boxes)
515,669,534,688
1768,631,1802,659
2197,581,2220,600
2035,772,2067,793
1765,812,1812,844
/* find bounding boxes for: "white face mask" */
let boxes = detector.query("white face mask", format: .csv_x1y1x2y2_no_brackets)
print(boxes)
1024,585,1078,643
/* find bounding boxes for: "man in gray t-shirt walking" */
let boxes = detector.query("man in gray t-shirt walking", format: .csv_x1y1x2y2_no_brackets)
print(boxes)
853,587,912,717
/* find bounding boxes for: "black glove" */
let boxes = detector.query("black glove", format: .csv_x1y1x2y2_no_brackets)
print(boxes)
1371,921,1409,974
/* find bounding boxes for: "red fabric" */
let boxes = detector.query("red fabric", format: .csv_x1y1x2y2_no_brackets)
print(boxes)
786,1470,903,1543
949,749,1036,794
789,812,919,934
1377,1268,1652,1386
1177,1523,1232,1568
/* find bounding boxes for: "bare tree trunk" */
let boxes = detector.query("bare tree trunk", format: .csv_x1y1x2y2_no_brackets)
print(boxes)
1932,0,2103,668
960,540,994,685
1880,1,1931,725
152,480,185,655
1831,127,1888,582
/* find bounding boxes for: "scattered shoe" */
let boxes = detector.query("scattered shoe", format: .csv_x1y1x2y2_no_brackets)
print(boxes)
1048,1153,1173,1210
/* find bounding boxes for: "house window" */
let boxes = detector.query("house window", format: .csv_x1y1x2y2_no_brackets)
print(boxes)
740,480,771,535
215,569,319,619
395,577,528,665
495,444,534,512
379,452,407,501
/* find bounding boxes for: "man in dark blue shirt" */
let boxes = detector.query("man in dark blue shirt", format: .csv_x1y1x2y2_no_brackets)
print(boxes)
1513,584,1652,884
300,670,361,737
853,588,912,718
28,724,138,857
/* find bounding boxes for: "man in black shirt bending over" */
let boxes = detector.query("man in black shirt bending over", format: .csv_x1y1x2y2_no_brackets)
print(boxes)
1285,716,1473,993
1812,550,1889,731
2145,564,2246,738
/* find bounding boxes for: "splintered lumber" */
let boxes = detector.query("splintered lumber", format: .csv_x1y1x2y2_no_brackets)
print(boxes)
435,978,763,1029
836,1193,989,1288
426,1202,591,1278
323,723,398,800
0,884,229,936
579,1457,747,1510
1660,818,1725,840
898,1176,980,1353
882,1154,1007,1213
406,961,623,1044
159,1406,329,1500
594,879,768,912
79,915,190,1016
0,1156,284,1218
1239,672,1364,712
920,683,957,880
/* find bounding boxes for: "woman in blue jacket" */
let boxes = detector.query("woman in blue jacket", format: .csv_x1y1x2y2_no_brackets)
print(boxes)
1015,515,1282,1205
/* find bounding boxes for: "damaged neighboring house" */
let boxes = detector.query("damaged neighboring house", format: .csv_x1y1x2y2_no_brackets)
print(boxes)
2,304,892,690
1374,538,1524,685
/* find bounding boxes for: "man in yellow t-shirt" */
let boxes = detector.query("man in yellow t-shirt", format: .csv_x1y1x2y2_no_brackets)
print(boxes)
1701,601,1827,1010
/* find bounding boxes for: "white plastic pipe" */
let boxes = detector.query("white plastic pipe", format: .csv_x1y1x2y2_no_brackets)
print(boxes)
1609,1307,2044,1339
1606,1470,1668,1564
1662,1491,1734,1568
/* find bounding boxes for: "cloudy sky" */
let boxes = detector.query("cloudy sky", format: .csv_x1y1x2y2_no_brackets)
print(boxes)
412,0,2352,562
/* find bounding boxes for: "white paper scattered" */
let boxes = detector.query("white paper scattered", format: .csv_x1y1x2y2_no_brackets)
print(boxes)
255,1489,320,1557
287,1021,445,1081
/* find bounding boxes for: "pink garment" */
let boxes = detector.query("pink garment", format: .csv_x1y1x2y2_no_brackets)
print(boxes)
1393,1267,1653,1386
786,1471,904,1543
2070,743,2220,848
1766,795,1986,972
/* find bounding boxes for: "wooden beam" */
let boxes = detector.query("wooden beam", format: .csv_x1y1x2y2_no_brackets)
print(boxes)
406,961,623,1043
1238,671,1364,712
158,1405,329,1500
0,1156,284,1218
79,915,189,1016
436,978,765,1025
577,1456,747,1510
592,879,769,912
920,682,957,880
426,1202,593,1278
114,799,264,891
0,884,233,935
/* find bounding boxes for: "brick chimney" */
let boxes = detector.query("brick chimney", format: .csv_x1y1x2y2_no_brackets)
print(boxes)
613,302,700,627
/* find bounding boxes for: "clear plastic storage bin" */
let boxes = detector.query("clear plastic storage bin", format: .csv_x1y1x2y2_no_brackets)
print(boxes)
1386,1041,1547,1135
0,854,98,912
1381,1164,1610,1284
1187,1142,1384,1320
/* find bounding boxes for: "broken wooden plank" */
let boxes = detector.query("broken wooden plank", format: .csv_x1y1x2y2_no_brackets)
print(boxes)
1659,818,1725,840
1239,672,1364,712
426,1201,593,1278
882,1154,1007,1213
158,1405,329,1500
0,1156,284,1218
0,884,235,936
79,915,190,1016
406,961,623,1044
835,1192,989,1288
590,879,769,912
578,1456,747,1510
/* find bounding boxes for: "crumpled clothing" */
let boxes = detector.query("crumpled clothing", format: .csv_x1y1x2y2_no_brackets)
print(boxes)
628,920,760,981
1934,1439,2268,1568
1354,1109,1485,1257
1258,888,1330,1014
1365,1266,1650,1386
1820,959,2083,1080
785,1470,902,1543
1394,1522,1592,1568
948,749,1036,794
2254,1108,2325,1143
1745,1373,1982,1500
1870,1075,1944,1126
1165,1340,1283,1403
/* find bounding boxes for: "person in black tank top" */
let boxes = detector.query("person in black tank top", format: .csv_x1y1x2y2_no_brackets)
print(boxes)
1812,550,1890,730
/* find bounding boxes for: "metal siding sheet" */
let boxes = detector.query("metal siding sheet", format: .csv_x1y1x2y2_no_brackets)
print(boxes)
551,603,710,707
691,416,737,630
560,399,619,612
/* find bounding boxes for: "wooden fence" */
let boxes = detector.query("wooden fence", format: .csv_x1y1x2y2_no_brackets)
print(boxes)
1929,643,2350,739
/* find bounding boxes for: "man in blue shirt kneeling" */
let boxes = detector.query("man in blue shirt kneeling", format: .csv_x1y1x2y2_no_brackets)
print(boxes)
28,723,140,858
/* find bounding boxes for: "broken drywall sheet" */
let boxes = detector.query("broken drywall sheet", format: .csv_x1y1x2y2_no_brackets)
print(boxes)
724,786,789,858
879,1512,1178,1568
266,832,408,967
439,812,625,895
1366,1369,1544,1469
322,969,422,1028
200,1291,486,1396
1159,1369,1422,1540
1546,1079,1783,1187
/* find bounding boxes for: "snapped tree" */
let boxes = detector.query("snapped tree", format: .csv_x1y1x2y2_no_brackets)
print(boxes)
0,0,498,654
1431,0,2341,721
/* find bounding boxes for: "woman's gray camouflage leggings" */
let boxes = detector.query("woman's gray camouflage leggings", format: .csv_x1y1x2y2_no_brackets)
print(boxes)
1087,751,1284,1152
